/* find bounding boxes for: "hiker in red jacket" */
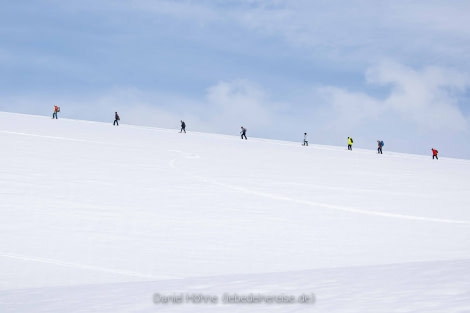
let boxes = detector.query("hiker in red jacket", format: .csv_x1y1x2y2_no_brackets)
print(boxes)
431,148,438,160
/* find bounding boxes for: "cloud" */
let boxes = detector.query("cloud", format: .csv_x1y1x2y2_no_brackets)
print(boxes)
34,1,470,69
365,61,469,132
222,1,470,68
205,80,279,130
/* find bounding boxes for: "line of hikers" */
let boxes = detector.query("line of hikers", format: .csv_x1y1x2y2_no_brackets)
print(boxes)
51,107,439,159
307,133,438,159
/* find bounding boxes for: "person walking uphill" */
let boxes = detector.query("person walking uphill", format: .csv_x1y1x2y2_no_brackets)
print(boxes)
303,133,308,146
377,140,384,154
347,137,353,150
240,126,247,140
52,105,60,119
180,120,186,133
431,148,438,160
113,112,120,126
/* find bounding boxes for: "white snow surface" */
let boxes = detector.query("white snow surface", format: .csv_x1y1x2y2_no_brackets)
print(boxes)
0,112,469,312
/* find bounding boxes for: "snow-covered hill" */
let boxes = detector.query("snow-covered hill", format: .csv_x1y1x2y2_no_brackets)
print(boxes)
1,112,469,313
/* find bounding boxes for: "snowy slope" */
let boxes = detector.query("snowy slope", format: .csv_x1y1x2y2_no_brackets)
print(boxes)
0,112,469,312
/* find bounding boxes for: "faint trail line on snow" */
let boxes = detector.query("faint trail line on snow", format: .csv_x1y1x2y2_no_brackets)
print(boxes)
0,131,121,147
0,253,178,280
1,131,102,144
170,158,470,226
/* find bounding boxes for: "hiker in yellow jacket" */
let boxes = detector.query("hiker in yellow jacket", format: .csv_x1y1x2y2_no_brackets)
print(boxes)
347,137,353,150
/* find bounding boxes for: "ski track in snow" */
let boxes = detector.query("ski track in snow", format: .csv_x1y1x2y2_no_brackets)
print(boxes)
169,157,470,226
3,130,468,226
0,253,178,280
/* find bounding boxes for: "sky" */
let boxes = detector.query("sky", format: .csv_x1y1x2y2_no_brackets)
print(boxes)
1,0,470,158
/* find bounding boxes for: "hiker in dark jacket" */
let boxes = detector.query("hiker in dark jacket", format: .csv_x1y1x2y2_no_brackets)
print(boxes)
377,140,383,154
240,126,247,140
180,120,186,133
113,112,120,126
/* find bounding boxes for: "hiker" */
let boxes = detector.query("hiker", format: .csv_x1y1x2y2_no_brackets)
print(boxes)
431,148,438,160
347,137,353,150
303,133,308,146
377,140,384,154
52,105,60,119
113,112,120,126
180,120,186,133
240,126,247,140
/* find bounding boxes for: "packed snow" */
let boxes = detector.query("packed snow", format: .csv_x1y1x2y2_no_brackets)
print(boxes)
0,112,469,312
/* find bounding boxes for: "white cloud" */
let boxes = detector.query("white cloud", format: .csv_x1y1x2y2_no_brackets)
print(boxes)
38,1,470,69
366,61,469,132
205,80,277,129
225,1,470,68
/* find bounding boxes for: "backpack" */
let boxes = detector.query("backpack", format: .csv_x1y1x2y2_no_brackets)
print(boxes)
57,107,60,112
350,138,353,143
381,141,384,147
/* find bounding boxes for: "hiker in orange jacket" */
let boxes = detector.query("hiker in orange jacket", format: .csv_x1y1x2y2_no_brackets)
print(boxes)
431,148,438,160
